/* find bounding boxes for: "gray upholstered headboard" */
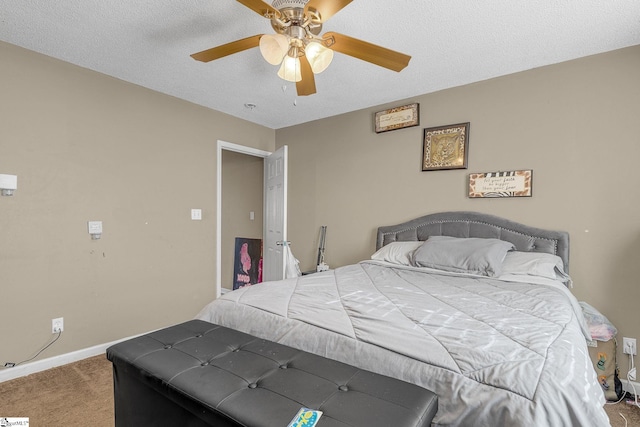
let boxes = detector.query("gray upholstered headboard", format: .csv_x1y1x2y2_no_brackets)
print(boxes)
376,211,570,272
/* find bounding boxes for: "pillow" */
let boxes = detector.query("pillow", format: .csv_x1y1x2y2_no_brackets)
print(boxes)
371,241,424,266
411,236,514,277
501,251,569,280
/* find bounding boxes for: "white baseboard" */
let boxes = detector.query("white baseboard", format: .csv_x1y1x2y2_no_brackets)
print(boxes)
0,331,149,383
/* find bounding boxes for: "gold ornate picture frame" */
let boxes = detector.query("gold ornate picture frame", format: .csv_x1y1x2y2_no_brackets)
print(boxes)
375,103,420,133
422,122,469,171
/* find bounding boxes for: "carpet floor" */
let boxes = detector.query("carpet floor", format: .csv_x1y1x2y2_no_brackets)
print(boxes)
0,355,113,426
0,354,639,426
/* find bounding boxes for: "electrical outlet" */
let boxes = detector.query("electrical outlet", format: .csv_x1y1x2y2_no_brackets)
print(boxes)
623,337,636,355
52,317,64,334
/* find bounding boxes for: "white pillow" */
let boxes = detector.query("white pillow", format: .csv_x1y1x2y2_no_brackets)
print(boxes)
371,241,423,266
501,251,567,280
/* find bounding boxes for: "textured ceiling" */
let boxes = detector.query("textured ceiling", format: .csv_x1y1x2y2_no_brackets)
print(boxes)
1,1,639,129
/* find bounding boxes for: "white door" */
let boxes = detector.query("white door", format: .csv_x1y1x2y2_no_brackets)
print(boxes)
263,146,287,282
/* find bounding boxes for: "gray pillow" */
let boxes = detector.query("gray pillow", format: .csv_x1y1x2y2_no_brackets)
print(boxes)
411,236,515,277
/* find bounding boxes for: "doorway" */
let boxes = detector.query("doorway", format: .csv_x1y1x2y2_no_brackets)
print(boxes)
216,140,284,297
221,149,264,292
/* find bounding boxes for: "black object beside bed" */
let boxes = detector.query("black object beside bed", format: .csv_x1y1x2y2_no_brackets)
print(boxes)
107,320,438,427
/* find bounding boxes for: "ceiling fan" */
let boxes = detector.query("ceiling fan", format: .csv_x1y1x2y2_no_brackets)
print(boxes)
191,0,411,96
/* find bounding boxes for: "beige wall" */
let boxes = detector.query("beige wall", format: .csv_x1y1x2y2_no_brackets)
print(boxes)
2,38,639,378
278,45,640,377
0,41,275,361
221,150,264,290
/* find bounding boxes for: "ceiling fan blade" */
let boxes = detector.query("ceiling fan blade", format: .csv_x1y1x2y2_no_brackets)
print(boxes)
297,55,317,96
191,34,263,62
304,0,352,23
236,0,280,18
323,31,411,72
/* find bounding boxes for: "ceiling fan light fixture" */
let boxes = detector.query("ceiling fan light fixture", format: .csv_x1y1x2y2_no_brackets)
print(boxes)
277,55,302,82
305,41,333,74
259,34,289,65
191,0,411,97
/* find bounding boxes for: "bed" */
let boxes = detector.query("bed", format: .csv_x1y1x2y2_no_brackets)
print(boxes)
196,211,608,426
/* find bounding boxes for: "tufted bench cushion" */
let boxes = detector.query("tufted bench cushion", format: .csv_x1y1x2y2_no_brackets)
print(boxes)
106,320,438,427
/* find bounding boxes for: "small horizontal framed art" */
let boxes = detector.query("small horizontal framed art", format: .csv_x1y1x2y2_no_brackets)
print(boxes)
468,170,533,198
422,122,469,171
375,103,420,133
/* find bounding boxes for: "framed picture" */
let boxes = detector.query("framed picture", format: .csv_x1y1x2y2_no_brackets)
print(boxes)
468,170,533,198
375,103,419,133
422,122,469,171
233,237,263,290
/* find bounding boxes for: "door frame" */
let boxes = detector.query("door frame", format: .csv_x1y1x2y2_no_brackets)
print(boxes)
216,140,272,298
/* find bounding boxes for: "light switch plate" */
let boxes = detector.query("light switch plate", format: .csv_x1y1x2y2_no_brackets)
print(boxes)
87,221,103,234
0,174,17,189
191,209,202,220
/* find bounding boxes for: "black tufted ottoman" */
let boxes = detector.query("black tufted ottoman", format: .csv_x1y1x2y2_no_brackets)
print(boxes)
106,320,438,427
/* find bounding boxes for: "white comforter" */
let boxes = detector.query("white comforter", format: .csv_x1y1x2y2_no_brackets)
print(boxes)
196,261,608,427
